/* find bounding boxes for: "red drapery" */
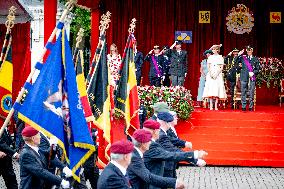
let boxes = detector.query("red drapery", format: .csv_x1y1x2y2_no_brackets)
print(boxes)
102,0,284,104
0,22,31,106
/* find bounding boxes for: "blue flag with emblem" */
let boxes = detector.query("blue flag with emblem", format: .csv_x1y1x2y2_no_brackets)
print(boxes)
17,28,95,182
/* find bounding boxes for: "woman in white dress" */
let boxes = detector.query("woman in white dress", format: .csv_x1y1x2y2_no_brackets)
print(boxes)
107,43,122,87
203,44,227,110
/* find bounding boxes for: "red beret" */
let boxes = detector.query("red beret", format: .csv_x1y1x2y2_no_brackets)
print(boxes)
110,140,134,154
143,119,160,130
22,126,39,137
133,129,152,143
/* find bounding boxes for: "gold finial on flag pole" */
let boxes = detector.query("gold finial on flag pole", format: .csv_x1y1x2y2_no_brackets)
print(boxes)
76,28,84,48
128,18,137,34
5,6,17,31
99,11,111,35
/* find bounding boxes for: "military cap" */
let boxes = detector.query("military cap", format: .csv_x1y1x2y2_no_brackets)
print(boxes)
157,112,174,123
152,102,170,113
203,49,213,56
110,140,134,154
232,48,239,52
175,40,183,45
133,129,152,143
143,119,160,130
22,126,39,137
246,45,253,51
153,45,160,49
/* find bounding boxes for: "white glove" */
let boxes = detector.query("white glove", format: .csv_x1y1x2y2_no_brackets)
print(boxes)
196,150,208,159
162,76,165,81
63,166,73,178
49,136,58,146
196,159,206,167
228,51,232,56
175,179,185,189
249,72,254,77
238,49,245,56
185,142,192,149
61,179,70,189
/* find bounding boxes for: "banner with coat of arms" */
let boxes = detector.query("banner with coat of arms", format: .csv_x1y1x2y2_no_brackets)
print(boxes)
226,4,254,34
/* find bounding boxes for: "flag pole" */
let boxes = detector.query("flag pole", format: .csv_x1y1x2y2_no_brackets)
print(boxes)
0,0,77,138
86,11,111,86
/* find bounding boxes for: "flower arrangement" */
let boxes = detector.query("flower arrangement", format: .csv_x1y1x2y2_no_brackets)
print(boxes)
256,57,284,88
138,86,194,120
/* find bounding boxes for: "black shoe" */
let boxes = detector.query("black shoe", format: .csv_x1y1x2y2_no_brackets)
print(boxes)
242,108,246,111
249,108,253,111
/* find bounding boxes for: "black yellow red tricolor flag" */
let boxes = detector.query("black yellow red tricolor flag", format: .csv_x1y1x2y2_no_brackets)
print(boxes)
74,48,94,123
0,32,13,118
87,36,111,166
115,33,140,136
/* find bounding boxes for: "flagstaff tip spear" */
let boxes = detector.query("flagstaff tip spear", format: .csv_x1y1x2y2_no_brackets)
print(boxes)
128,18,137,34
75,28,84,48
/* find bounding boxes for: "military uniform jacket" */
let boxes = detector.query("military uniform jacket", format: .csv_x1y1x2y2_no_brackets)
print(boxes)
97,163,130,189
144,54,164,77
165,49,188,76
224,55,240,82
127,149,176,189
19,144,64,189
237,55,260,82
135,51,144,77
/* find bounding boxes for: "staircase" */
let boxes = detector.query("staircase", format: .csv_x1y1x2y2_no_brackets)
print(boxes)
176,106,284,167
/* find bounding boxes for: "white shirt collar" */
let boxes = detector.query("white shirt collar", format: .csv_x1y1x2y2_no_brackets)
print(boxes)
26,143,39,155
134,147,143,158
110,160,127,176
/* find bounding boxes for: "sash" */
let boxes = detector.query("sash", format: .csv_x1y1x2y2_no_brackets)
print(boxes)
151,55,161,77
243,55,256,81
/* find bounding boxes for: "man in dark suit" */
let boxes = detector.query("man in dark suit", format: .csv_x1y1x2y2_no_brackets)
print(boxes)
156,112,207,178
0,127,19,189
142,120,207,189
165,41,188,86
127,129,185,189
97,140,134,189
237,46,260,111
224,48,241,109
145,45,164,87
134,41,144,86
19,126,71,189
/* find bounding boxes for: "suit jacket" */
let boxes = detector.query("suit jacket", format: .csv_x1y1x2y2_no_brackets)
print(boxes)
135,51,144,77
97,163,130,189
237,55,260,82
19,144,64,189
165,49,188,76
127,149,176,189
157,130,196,172
166,128,186,148
145,54,164,77
143,141,195,189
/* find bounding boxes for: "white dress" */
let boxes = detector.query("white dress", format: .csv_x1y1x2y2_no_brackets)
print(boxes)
202,54,227,99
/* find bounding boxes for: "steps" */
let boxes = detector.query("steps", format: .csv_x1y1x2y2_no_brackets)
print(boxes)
175,106,284,167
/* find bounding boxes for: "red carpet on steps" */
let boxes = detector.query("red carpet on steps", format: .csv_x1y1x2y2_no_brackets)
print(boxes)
175,106,284,167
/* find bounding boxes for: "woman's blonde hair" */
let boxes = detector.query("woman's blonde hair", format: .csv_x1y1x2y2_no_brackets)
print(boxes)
110,43,118,55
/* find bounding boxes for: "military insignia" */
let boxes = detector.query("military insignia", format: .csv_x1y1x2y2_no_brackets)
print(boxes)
175,31,192,43
1,94,12,113
270,12,281,23
226,4,254,34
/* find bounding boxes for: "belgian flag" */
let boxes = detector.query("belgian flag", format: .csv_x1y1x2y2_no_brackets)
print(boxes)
115,34,140,137
74,48,94,123
0,32,13,118
87,36,111,166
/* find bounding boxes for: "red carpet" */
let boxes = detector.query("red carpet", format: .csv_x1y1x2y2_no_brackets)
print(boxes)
175,106,284,167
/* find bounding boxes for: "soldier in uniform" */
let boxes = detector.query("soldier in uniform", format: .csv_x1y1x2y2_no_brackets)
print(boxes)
237,46,260,111
134,41,144,86
142,120,207,189
145,45,164,87
164,41,188,86
127,129,185,189
224,48,241,109
156,112,207,178
0,127,19,189
19,126,72,189
150,102,170,120
97,140,134,189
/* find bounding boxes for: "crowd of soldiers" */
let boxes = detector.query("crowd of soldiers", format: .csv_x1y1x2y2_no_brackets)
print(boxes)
0,102,207,189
